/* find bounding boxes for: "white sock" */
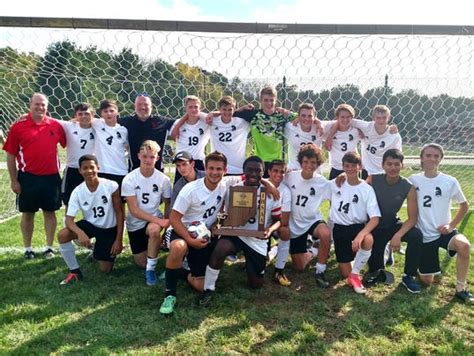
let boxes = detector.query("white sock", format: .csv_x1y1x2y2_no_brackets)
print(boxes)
275,240,290,270
59,242,80,270
203,265,220,291
352,248,371,275
315,263,326,274
308,247,319,258
25,246,32,252
146,256,158,271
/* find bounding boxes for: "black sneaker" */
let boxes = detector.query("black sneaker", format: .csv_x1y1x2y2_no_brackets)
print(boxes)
314,272,330,288
364,269,386,288
455,289,474,303
198,289,214,307
24,251,36,259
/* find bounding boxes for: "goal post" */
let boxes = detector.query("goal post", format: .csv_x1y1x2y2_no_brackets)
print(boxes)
0,17,473,219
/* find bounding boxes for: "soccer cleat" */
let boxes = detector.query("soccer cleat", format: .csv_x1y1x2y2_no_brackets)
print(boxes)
145,270,157,286
455,289,474,303
314,272,330,289
384,244,395,266
159,295,176,315
364,269,386,288
24,250,36,259
274,271,292,286
198,289,214,307
401,275,421,294
226,254,238,263
347,273,366,294
43,248,55,259
60,272,82,285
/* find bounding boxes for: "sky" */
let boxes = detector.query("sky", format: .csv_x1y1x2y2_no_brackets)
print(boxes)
2,0,474,25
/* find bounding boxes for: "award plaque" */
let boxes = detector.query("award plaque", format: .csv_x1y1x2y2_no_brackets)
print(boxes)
213,185,267,238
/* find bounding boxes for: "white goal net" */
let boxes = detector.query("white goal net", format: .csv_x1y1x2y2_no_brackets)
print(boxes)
0,19,473,219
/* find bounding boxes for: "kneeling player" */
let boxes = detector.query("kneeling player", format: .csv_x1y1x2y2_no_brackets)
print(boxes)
58,154,124,284
329,152,380,294
284,144,332,288
409,143,472,303
122,140,171,286
159,152,229,315
198,156,282,307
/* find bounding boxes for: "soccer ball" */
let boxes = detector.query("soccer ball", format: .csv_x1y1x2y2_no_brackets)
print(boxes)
187,221,211,241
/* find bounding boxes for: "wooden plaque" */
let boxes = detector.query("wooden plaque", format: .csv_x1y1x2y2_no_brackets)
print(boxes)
213,186,267,238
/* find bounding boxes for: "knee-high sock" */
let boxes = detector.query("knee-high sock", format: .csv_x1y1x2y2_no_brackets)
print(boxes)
275,240,290,270
59,241,80,271
203,265,220,291
352,248,372,275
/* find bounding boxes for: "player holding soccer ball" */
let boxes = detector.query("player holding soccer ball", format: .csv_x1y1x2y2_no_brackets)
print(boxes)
159,152,229,315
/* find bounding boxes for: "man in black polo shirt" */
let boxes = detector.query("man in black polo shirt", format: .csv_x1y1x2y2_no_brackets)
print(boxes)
119,94,175,171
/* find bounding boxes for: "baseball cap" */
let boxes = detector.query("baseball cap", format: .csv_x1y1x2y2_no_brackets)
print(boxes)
173,151,193,163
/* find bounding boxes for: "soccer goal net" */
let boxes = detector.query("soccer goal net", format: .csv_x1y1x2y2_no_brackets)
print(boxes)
0,18,473,219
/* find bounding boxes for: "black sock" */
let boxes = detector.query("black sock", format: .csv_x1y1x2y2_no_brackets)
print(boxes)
165,268,179,297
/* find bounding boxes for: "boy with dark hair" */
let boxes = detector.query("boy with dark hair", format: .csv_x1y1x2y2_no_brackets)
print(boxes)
329,152,380,294
198,155,282,306
58,154,124,284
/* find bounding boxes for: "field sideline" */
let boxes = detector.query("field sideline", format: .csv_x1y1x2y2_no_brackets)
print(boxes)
0,209,473,354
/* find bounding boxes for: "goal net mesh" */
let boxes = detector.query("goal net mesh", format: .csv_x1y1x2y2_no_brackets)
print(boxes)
0,24,473,219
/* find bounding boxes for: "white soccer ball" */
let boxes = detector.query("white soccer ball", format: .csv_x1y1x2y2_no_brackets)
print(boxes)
187,221,211,241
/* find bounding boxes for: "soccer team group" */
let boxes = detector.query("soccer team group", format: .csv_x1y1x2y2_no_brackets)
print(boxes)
3,87,472,316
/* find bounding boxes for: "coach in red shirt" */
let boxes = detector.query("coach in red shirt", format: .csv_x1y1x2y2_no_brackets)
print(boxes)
3,93,66,259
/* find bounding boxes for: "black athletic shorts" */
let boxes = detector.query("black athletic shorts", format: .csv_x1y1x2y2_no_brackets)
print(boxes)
329,168,344,180
220,236,267,278
61,167,84,205
168,229,215,277
127,224,150,255
290,220,326,254
17,171,61,213
76,219,117,262
419,230,458,275
332,223,366,263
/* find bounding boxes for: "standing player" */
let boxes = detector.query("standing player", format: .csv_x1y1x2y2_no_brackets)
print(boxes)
61,103,96,206
198,156,282,307
3,93,66,259
58,155,124,284
324,104,361,179
169,96,209,181
159,152,229,315
283,144,332,288
208,96,250,175
329,152,380,294
121,140,171,286
266,160,292,286
93,99,129,189
284,104,323,172
409,143,472,302
119,94,175,171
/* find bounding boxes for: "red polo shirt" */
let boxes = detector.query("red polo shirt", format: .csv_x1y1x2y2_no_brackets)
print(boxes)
3,113,66,175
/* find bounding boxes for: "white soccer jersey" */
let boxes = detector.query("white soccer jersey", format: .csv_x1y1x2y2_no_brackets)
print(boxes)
121,168,172,232
285,170,331,238
61,121,95,168
278,182,292,213
329,179,381,226
229,182,282,256
408,172,466,243
172,118,210,161
326,125,361,171
285,122,323,171
351,119,402,175
67,178,118,229
92,119,129,175
172,177,228,228
209,116,250,174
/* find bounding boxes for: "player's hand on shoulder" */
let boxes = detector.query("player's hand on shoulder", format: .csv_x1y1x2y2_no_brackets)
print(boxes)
389,124,398,134
335,172,347,187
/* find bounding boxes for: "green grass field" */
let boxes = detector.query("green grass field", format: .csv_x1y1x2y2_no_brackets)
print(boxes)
0,208,473,354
